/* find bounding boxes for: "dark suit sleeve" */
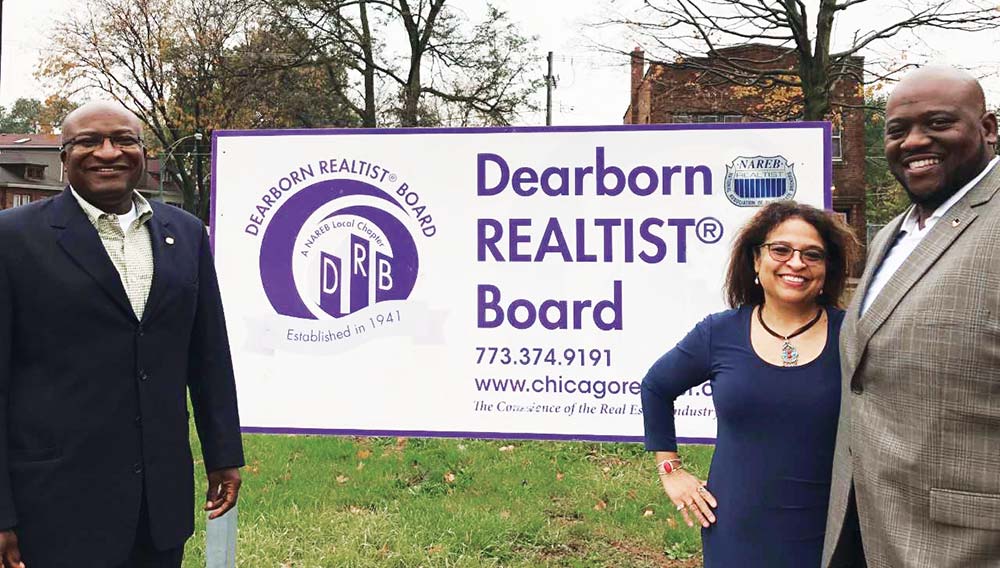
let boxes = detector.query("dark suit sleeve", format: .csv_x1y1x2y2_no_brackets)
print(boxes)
0,256,17,528
640,314,714,452
188,226,245,472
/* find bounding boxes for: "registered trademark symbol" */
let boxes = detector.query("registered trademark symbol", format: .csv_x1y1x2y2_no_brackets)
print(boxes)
389,174,398,182
696,217,723,244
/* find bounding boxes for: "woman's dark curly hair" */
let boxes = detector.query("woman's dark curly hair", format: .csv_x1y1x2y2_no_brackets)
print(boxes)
724,201,860,309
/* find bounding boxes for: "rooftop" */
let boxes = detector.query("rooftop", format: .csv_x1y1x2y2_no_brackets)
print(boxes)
0,133,61,147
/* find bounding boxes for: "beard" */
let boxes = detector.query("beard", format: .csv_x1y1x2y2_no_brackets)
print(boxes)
896,145,990,211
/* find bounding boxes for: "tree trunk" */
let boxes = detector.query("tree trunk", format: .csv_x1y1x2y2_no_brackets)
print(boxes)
359,0,377,127
801,0,837,121
398,0,422,126
402,56,421,126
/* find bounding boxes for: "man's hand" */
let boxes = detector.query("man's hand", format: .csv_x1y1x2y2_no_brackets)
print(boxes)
204,467,242,520
0,530,24,568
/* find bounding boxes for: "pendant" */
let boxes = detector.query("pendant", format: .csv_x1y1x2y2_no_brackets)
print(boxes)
780,341,799,366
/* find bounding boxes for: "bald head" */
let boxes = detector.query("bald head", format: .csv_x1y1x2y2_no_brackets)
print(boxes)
61,101,143,144
889,66,987,115
884,65,997,216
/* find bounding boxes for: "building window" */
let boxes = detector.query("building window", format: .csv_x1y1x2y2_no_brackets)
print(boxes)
672,114,744,124
24,165,45,181
675,114,843,161
672,114,842,161
832,127,843,162
12,194,31,207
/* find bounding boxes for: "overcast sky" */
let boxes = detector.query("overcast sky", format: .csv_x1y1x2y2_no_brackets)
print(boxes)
3,0,999,126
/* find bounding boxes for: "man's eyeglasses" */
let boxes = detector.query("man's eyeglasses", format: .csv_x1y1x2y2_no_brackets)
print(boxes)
61,134,144,152
759,243,826,265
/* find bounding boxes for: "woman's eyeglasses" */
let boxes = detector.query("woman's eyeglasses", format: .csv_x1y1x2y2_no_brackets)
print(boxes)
759,243,826,265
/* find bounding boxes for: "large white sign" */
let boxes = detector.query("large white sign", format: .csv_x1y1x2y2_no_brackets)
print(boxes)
212,123,831,443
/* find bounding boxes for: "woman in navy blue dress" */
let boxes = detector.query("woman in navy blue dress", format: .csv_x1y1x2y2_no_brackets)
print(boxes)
641,201,859,567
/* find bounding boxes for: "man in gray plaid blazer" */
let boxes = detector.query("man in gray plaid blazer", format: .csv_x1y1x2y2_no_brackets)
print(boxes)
823,66,1000,567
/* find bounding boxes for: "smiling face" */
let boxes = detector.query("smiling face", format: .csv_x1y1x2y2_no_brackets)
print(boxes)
753,217,827,309
61,102,146,214
884,67,997,212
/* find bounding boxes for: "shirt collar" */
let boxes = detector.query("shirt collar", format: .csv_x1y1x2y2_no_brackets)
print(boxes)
70,186,154,227
899,155,999,234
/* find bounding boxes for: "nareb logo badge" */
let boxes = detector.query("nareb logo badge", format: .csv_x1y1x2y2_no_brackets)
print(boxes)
724,155,796,207
258,179,419,320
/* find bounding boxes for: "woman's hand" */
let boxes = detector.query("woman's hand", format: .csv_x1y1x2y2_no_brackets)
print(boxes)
659,468,717,528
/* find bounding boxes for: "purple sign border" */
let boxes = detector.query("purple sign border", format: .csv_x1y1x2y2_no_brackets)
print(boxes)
210,122,832,445
242,426,714,446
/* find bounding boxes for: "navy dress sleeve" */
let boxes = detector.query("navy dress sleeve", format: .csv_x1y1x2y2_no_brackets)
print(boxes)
641,314,714,451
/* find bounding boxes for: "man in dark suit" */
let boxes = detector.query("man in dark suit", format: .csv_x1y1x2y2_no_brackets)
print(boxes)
0,101,244,567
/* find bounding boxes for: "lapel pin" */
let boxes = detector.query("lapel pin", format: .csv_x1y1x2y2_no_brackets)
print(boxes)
951,218,961,227
165,236,175,245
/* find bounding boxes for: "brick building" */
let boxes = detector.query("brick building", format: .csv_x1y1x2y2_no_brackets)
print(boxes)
624,44,867,243
0,133,182,210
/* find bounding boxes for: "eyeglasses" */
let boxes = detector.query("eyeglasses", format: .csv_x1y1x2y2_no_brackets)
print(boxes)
61,134,144,152
759,243,826,265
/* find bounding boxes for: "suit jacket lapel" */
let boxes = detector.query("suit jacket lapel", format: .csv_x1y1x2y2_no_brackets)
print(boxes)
49,188,135,319
839,212,905,383
855,165,1000,358
855,212,908,317
141,210,174,323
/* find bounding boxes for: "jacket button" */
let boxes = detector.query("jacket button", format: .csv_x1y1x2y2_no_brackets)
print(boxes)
134,415,142,427
133,463,143,474
137,326,144,337
138,371,149,382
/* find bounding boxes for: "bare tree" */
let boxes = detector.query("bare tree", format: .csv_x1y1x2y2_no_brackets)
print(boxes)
607,0,1000,120
39,0,355,219
271,0,543,127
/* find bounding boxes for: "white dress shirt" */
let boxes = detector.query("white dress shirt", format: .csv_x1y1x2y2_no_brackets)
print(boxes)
860,156,999,316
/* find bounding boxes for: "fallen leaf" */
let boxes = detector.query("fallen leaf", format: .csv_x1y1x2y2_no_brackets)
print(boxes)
349,505,364,514
357,449,372,460
594,499,608,511
556,471,565,481
643,508,654,517
395,437,408,449
443,471,456,483
602,466,611,473
427,545,444,554
626,490,637,499
336,475,349,484
499,445,515,452
499,510,511,519
356,461,366,471
666,517,678,528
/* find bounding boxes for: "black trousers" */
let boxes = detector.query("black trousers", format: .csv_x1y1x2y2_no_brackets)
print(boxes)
828,484,868,568
116,492,185,568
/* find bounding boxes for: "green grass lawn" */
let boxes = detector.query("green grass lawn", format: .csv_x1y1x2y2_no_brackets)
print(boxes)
185,435,713,567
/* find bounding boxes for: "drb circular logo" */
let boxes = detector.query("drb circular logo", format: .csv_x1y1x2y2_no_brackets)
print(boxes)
258,179,419,320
